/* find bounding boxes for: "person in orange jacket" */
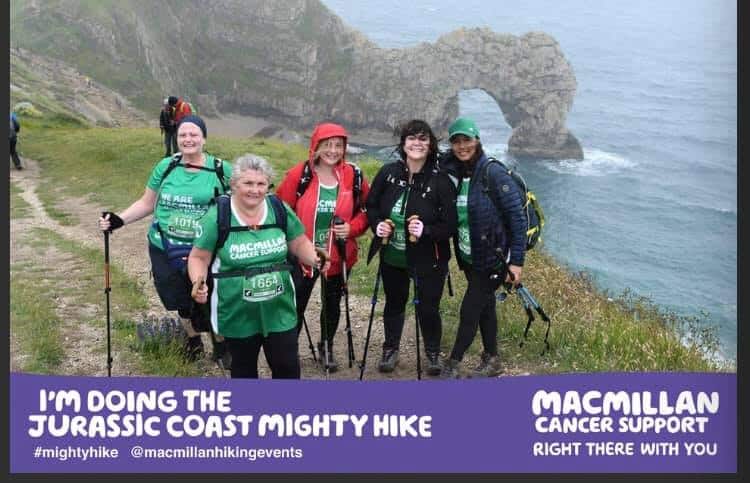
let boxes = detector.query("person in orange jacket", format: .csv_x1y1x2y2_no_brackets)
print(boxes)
276,123,370,372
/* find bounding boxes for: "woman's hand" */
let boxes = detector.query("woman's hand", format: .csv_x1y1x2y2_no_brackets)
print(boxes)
376,220,393,238
332,221,350,240
505,265,523,287
314,247,331,274
191,278,208,304
407,216,424,240
99,212,124,233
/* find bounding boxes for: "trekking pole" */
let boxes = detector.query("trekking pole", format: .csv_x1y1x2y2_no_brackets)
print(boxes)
207,329,228,378
411,270,422,381
316,247,331,380
517,285,551,355
102,213,113,377
299,313,318,362
359,264,381,380
333,216,356,368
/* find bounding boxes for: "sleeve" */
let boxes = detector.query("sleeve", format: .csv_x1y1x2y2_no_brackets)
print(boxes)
487,164,527,266
146,159,169,191
193,205,219,251
283,201,306,240
365,167,387,233
275,163,303,209
348,172,371,238
422,173,458,242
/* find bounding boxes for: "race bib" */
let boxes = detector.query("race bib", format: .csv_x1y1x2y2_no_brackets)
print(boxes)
167,213,198,239
242,272,284,302
391,230,406,251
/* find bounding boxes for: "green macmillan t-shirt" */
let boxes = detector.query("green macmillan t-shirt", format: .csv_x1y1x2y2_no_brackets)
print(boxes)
193,197,305,338
457,177,472,265
146,154,232,250
382,191,408,269
313,183,338,248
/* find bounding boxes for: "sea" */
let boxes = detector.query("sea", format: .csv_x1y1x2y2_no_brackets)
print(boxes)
321,0,738,361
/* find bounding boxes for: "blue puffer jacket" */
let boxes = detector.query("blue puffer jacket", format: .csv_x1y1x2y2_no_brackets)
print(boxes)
442,150,526,271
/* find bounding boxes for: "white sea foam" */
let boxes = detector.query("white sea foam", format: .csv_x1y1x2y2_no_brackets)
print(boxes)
544,148,637,176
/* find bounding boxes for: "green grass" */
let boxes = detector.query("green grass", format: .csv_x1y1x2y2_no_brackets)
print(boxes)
10,275,65,373
11,226,205,376
14,121,730,373
10,182,31,218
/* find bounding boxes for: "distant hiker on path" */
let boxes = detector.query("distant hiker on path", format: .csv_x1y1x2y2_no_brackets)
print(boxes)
365,120,457,376
9,111,22,170
276,123,371,373
439,117,526,378
98,115,231,363
159,98,176,157
188,154,330,379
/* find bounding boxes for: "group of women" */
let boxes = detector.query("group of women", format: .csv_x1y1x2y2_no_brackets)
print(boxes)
99,114,527,380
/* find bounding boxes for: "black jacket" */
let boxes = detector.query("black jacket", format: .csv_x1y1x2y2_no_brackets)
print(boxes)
366,157,457,276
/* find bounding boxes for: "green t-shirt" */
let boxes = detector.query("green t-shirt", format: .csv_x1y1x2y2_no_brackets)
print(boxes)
457,177,472,265
193,197,305,338
146,155,231,250
313,182,338,248
382,191,408,269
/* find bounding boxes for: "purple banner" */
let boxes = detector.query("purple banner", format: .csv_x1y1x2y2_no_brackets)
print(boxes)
9,372,736,473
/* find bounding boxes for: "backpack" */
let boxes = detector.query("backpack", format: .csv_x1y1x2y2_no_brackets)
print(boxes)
214,193,288,252
190,193,291,334
295,162,364,210
186,102,197,115
160,153,228,193
9,113,18,139
154,153,229,269
480,158,545,251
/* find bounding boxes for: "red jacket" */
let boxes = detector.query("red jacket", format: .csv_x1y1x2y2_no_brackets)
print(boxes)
276,123,370,277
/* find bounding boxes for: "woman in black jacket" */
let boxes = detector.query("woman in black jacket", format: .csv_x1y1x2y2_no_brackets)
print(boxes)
366,119,457,376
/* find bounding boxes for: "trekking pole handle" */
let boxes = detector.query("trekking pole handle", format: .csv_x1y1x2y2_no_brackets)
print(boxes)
407,215,420,242
333,216,345,235
381,219,395,245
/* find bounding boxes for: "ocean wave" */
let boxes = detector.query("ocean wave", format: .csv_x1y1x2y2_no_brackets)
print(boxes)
544,148,637,176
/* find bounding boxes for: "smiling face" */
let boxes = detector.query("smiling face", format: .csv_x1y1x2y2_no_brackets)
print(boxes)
177,122,205,155
231,168,270,211
315,136,345,167
450,134,479,162
403,132,431,163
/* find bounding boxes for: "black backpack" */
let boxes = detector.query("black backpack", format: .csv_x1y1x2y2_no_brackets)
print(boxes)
480,158,545,251
154,153,230,270
160,153,228,193
295,161,364,209
191,194,291,334
214,193,288,252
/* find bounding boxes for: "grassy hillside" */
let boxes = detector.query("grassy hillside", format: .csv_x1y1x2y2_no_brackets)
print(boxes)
13,120,730,374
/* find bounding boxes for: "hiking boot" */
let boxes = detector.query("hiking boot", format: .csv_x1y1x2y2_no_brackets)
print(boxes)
317,342,338,373
471,352,504,378
212,341,232,370
440,358,462,379
183,335,204,362
377,348,400,373
425,351,442,376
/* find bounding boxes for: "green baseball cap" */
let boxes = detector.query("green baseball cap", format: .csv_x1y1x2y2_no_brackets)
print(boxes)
448,117,480,140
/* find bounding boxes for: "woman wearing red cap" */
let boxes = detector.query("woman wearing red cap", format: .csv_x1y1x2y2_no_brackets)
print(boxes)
276,123,370,373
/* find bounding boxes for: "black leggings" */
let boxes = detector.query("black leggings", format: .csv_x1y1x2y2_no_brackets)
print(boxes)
380,262,446,354
449,269,503,361
291,266,345,346
225,327,300,379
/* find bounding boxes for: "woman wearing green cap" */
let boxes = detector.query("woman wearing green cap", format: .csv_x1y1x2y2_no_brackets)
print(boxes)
440,117,527,378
